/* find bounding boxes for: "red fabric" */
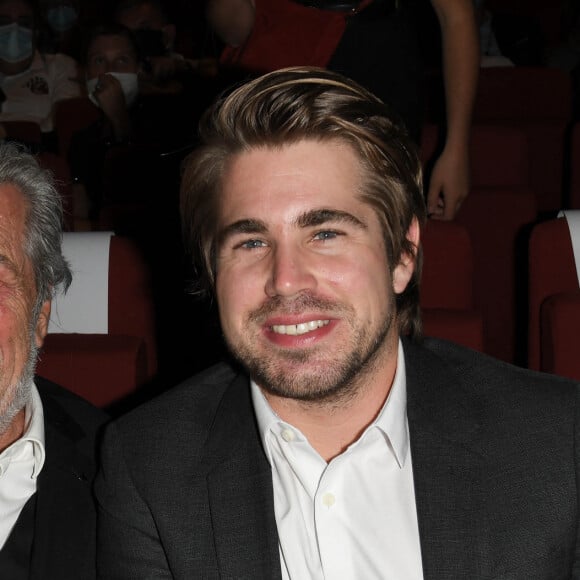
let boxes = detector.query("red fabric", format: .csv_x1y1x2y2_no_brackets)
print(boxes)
422,308,484,353
37,334,147,408
570,122,580,209
541,292,580,381
471,67,572,212
220,0,347,73
457,187,538,365
421,220,484,353
528,218,579,370
421,219,474,311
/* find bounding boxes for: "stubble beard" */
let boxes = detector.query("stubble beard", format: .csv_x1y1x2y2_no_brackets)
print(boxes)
0,340,38,438
225,292,397,406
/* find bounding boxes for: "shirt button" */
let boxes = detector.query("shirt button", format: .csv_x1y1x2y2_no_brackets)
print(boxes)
322,492,335,508
281,428,295,442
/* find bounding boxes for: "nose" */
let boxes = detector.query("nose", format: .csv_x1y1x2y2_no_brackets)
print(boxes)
264,243,317,298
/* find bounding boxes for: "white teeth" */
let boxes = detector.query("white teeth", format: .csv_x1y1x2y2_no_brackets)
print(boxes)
272,320,329,336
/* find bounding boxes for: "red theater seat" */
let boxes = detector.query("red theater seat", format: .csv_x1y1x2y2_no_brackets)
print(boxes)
540,291,580,381
528,215,579,371
457,187,538,365
471,67,572,213
568,122,580,209
36,233,157,407
421,220,484,351
421,123,530,190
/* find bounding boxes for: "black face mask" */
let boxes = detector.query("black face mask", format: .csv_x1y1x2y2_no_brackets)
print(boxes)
133,29,166,58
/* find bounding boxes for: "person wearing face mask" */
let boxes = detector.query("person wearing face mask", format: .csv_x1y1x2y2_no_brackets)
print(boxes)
36,0,85,62
0,0,80,148
68,23,196,225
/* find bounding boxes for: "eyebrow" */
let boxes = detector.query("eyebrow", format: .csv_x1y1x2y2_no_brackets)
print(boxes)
218,208,367,247
296,208,368,230
218,218,268,246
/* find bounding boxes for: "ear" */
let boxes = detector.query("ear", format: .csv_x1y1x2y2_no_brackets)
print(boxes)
34,299,51,349
392,217,420,295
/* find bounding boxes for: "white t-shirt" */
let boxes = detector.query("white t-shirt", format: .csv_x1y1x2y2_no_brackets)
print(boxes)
0,50,81,132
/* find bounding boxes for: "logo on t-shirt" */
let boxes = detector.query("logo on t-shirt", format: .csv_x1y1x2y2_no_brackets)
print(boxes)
26,76,48,95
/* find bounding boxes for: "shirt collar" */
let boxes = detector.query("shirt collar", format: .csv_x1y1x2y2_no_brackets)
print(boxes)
251,338,409,467
24,382,46,478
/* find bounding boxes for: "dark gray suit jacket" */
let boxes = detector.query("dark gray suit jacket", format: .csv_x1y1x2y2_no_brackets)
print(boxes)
29,377,108,580
95,338,580,579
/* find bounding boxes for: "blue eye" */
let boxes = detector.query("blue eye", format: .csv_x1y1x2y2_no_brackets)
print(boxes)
240,239,266,249
314,230,339,241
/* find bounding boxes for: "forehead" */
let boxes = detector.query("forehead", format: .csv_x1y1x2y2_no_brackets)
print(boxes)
88,34,137,59
0,182,28,254
219,140,367,225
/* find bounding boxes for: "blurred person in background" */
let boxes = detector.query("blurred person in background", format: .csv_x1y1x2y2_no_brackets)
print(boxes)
0,0,81,150
205,0,479,221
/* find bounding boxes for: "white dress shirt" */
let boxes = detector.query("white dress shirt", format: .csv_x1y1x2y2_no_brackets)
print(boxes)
251,340,424,579
0,384,45,549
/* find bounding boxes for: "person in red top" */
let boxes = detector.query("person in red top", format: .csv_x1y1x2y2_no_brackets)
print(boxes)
206,0,478,222
212,0,346,72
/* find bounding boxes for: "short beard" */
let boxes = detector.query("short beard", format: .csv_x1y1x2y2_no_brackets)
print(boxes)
0,337,39,438
226,292,396,407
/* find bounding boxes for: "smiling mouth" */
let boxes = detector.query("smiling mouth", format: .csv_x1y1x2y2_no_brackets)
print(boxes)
271,320,330,336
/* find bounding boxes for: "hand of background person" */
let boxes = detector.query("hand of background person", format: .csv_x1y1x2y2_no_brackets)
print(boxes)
426,145,470,220
92,73,128,120
91,74,131,141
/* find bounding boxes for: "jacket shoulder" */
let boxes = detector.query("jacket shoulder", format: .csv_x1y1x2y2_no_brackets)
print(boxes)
111,362,242,446
35,375,109,438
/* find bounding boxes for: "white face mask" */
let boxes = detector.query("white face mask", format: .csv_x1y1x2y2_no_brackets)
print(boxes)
86,72,139,108
0,22,33,64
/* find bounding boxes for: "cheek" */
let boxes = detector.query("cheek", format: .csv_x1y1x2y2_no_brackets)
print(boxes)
0,300,33,370
216,267,260,330
321,249,390,293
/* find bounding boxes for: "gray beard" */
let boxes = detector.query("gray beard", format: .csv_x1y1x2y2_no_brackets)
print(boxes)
0,342,38,438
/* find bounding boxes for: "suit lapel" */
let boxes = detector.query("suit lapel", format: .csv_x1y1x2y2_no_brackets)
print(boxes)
404,339,488,580
30,393,97,580
205,373,282,579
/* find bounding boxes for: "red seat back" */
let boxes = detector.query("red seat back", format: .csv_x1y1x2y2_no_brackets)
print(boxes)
36,233,157,407
528,217,579,370
421,220,484,351
540,291,580,381
471,67,572,212
457,187,538,364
